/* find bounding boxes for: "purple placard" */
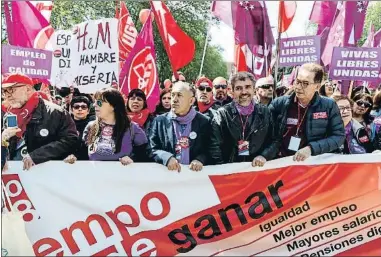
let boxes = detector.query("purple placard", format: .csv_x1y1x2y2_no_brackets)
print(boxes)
1,45,52,80
279,35,321,67
329,47,381,82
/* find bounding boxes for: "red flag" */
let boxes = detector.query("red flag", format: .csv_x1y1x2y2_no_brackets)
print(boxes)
4,1,54,49
309,1,338,35
119,14,159,113
278,0,296,33
235,43,248,72
150,1,195,72
117,1,138,62
30,1,53,22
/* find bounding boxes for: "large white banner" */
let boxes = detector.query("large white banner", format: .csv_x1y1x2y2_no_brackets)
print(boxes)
49,18,119,92
1,154,381,256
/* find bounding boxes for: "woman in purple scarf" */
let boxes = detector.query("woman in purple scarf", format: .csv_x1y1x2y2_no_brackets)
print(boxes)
149,82,212,172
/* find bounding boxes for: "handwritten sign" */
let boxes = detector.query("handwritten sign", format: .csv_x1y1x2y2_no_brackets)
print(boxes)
1,45,52,80
329,47,381,82
279,36,321,67
72,18,119,93
50,30,77,88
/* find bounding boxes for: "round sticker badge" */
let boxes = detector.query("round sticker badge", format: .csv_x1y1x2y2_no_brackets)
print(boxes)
40,129,49,137
189,131,197,140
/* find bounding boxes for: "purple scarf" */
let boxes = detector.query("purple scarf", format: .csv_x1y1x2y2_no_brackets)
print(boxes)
170,108,197,164
234,101,255,116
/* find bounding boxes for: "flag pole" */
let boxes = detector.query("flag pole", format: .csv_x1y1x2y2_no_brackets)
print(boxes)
199,26,210,78
274,31,281,89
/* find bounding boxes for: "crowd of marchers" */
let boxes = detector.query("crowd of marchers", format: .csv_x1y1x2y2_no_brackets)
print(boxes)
2,62,381,172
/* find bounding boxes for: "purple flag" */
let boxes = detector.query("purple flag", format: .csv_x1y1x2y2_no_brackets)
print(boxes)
362,23,375,47
119,14,159,113
309,1,338,35
212,1,274,79
344,1,369,47
374,28,381,48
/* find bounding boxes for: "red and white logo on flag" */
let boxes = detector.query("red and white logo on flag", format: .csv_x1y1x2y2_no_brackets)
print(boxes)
128,47,157,99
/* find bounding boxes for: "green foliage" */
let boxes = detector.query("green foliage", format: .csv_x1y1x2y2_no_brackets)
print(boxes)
359,2,381,46
2,0,228,82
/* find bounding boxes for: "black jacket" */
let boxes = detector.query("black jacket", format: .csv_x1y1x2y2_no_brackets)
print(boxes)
8,99,78,164
210,102,278,164
149,112,211,166
269,92,345,156
72,115,95,160
374,125,381,150
212,96,233,110
194,105,217,120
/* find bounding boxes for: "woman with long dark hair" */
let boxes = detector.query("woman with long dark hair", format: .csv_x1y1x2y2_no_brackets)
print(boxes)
352,93,374,135
126,89,155,135
64,88,148,164
154,88,171,116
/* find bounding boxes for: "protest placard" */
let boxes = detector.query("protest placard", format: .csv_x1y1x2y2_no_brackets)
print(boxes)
1,45,52,80
2,154,380,256
72,18,119,93
329,47,381,82
50,30,77,88
279,35,321,67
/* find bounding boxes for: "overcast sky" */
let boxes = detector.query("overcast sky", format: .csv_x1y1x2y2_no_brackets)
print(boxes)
210,1,315,62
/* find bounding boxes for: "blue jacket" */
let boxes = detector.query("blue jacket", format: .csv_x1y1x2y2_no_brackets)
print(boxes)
269,92,345,156
149,112,211,166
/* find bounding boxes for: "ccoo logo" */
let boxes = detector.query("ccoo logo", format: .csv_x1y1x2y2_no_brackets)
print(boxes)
128,47,157,99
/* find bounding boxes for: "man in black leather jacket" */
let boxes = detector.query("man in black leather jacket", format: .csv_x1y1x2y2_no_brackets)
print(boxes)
210,72,278,166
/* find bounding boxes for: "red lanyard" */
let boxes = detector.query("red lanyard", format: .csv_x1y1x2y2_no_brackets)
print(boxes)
239,114,249,140
296,103,309,136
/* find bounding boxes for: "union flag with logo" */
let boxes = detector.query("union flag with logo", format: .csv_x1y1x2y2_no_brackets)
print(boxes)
119,13,159,112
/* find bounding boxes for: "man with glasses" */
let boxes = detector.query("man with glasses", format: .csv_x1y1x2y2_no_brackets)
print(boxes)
212,77,233,110
1,73,78,170
194,77,216,119
269,63,345,161
210,72,278,166
255,76,274,106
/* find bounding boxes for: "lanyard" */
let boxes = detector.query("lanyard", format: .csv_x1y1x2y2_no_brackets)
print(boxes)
296,103,309,136
239,114,250,140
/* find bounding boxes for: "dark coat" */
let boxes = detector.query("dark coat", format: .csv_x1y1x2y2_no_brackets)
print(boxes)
210,102,278,164
7,99,78,164
374,125,381,150
269,92,345,156
211,96,233,110
149,112,211,166
72,115,95,160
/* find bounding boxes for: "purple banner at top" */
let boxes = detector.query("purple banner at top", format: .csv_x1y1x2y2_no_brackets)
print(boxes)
1,45,52,80
329,47,381,82
279,35,321,67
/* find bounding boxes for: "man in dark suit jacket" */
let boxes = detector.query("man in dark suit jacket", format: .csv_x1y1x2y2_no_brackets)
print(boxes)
149,81,211,172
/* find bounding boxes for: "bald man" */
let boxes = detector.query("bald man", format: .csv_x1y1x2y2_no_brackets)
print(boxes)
150,81,212,172
212,77,233,110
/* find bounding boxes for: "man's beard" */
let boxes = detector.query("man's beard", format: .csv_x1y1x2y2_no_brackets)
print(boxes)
216,92,226,100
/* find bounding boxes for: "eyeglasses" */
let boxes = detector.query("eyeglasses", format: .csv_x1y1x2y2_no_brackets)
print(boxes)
339,106,352,112
73,104,89,110
258,85,272,90
294,79,314,88
356,100,372,108
198,85,212,92
95,100,103,107
1,84,25,97
214,84,227,90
